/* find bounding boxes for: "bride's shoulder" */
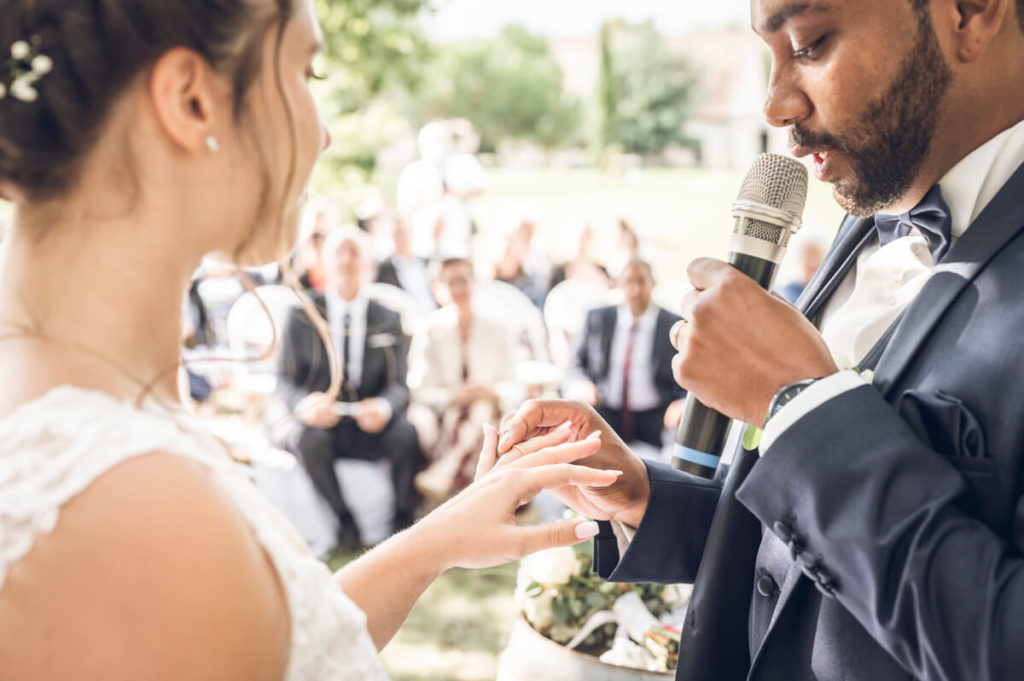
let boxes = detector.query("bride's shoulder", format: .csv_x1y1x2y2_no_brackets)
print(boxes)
0,449,290,681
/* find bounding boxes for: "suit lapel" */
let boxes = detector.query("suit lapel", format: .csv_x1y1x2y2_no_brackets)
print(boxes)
599,307,616,380
873,160,1024,398
651,308,669,365
798,216,877,321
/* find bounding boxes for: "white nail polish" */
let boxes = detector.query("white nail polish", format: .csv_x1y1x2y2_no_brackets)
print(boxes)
574,521,600,539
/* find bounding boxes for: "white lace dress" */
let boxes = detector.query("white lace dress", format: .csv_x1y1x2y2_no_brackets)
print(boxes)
0,385,389,681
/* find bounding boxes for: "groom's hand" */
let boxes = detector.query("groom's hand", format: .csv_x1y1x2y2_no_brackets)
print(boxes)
674,258,839,426
498,400,651,528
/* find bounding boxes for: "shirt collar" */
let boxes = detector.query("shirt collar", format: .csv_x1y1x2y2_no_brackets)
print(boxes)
938,118,1024,239
617,302,657,328
326,291,367,322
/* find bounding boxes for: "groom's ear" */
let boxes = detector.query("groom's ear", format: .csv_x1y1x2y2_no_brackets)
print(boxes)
147,47,227,154
936,0,1010,63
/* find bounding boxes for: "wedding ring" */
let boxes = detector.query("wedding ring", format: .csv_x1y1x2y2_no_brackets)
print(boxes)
669,318,688,351
511,444,528,457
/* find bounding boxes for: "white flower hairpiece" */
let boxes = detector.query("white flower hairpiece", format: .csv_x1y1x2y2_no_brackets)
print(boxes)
0,37,52,103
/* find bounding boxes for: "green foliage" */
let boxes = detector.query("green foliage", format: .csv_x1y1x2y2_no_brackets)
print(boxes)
597,22,619,151
312,0,430,189
597,20,699,156
416,25,582,151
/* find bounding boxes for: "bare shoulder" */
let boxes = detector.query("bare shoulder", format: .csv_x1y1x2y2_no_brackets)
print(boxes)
0,452,290,681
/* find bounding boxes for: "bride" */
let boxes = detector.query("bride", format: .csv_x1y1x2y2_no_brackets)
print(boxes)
0,1,629,678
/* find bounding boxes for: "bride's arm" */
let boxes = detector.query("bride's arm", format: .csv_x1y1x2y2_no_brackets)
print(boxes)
334,428,614,650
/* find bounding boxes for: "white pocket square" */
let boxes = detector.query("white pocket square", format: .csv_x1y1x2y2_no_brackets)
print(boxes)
368,333,398,348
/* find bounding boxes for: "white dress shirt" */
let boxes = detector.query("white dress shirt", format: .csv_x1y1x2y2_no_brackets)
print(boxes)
601,304,662,412
761,118,1024,451
325,292,368,388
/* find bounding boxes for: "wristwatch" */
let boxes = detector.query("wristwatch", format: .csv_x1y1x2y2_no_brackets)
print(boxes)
766,378,819,423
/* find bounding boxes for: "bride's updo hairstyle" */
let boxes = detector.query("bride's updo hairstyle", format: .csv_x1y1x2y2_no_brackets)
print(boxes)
0,0,294,217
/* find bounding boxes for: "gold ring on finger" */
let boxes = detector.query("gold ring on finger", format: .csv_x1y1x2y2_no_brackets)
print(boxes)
669,318,688,351
511,444,528,457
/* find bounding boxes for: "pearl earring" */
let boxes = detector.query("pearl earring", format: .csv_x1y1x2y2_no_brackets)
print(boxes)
205,136,220,153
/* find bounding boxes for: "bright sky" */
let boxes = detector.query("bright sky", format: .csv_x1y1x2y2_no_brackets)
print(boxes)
424,0,751,41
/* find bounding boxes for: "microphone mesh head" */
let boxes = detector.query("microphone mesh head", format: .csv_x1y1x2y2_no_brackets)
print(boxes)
733,153,809,246
737,153,809,219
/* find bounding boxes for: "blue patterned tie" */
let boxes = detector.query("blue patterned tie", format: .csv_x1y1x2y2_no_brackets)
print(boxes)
874,184,953,264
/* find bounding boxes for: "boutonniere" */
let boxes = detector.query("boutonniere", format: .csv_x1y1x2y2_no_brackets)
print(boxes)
368,332,397,348
742,361,875,451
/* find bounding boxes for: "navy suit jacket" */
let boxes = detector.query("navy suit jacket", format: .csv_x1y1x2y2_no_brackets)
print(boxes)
566,305,685,410
595,161,1024,680
276,295,410,417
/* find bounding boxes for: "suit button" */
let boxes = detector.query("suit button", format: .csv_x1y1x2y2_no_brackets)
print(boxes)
756,574,777,598
773,521,793,543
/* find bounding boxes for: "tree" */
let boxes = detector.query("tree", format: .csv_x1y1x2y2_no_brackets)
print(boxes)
417,26,582,152
311,0,430,186
597,20,699,157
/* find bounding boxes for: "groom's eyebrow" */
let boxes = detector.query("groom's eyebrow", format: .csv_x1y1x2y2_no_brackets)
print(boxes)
756,1,834,35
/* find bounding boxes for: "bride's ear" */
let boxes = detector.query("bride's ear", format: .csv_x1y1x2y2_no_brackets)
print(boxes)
147,48,227,154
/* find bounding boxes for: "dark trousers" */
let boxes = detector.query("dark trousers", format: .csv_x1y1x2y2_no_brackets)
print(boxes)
597,405,667,450
297,414,423,536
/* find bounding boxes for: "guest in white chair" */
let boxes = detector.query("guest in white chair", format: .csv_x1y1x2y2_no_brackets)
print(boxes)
277,226,423,549
408,257,525,500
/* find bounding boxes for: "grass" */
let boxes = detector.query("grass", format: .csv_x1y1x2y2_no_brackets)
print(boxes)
328,553,519,681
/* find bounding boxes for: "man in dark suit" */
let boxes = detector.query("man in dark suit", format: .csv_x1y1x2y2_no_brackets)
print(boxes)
278,226,422,549
498,1,1024,679
375,219,436,314
564,259,684,450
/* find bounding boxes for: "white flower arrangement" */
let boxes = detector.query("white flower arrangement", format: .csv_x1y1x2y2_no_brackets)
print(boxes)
515,539,691,672
1,37,52,103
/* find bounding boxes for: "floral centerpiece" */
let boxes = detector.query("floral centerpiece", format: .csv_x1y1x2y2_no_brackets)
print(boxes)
515,540,691,673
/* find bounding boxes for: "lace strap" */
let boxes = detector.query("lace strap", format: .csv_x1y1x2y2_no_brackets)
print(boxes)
0,385,231,589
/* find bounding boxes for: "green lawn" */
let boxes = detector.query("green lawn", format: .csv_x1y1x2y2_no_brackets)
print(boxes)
329,553,518,681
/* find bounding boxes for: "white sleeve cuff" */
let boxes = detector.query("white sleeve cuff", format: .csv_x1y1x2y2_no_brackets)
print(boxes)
759,370,869,455
611,521,637,555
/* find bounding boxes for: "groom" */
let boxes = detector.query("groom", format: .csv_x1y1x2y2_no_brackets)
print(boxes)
501,0,1024,679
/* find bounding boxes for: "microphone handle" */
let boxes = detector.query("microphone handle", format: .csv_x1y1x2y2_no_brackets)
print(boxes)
670,250,779,478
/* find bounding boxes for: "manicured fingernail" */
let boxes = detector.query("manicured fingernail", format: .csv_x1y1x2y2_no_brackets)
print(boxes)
498,432,510,449
586,429,602,440
556,421,572,432
606,469,623,476
574,521,600,539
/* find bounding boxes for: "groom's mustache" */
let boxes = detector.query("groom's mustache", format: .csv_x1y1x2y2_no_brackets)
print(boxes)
790,125,845,154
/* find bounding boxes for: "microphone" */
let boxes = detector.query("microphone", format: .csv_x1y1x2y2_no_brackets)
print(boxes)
671,153,809,479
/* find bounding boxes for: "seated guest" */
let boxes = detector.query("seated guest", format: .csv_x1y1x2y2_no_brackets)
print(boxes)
291,199,339,294
546,222,610,294
375,218,437,314
776,233,828,304
564,259,684,450
408,258,525,500
277,226,422,549
493,224,546,309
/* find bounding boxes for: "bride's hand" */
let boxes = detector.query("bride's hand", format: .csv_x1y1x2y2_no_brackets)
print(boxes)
413,426,620,571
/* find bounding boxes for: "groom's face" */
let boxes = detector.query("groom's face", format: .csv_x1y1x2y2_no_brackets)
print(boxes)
753,0,953,217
